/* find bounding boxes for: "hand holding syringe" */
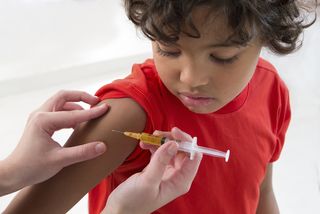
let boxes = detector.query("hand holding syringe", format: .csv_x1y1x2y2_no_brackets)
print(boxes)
113,129,230,162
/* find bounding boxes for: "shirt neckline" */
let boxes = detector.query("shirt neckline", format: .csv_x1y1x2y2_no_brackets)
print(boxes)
212,84,249,115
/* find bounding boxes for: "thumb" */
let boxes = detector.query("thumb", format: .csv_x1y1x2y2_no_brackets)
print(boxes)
171,127,192,141
142,141,178,184
58,142,106,167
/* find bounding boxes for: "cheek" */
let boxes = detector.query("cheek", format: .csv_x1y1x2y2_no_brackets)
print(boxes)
237,55,259,85
223,44,261,92
157,68,178,88
226,61,256,95
154,57,180,83
212,60,256,101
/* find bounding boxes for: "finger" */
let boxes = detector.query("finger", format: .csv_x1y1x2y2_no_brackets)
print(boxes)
58,142,107,167
139,141,158,153
153,130,172,138
171,127,192,141
62,102,84,111
43,104,108,134
41,90,100,112
175,152,203,184
142,141,178,184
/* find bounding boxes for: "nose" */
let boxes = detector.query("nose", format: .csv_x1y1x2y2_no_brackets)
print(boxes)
179,61,209,88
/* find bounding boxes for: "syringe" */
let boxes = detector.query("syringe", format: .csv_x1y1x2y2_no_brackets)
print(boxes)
112,130,230,162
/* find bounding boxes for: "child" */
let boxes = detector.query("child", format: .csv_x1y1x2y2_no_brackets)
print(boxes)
6,0,316,213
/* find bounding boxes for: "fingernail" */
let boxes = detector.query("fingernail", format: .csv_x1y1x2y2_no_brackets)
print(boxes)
167,142,178,156
172,127,180,132
95,143,106,154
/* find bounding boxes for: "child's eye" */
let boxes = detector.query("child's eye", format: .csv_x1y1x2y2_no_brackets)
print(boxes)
209,54,239,65
156,45,181,58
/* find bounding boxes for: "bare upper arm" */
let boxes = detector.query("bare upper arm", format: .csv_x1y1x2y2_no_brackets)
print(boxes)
5,98,146,213
260,164,273,194
257,164,280,214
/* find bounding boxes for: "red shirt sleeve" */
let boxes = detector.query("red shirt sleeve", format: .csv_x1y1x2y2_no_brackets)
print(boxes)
269,83,291,162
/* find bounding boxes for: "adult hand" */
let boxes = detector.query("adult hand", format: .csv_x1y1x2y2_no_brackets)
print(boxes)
0,90,108,196
103,127,203,214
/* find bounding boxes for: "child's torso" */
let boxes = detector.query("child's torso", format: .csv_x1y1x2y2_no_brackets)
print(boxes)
89,58,290,214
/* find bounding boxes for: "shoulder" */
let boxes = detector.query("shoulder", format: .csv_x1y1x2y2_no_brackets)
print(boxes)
250,59,291,162
95,59,165,127
249,58,290,124
254,58,291,133
98,98,146,131
255,58,282,83
96,59,160,100
253,57,289,96
256,57,277,73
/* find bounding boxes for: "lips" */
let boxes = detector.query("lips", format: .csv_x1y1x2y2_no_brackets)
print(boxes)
178,93,215,107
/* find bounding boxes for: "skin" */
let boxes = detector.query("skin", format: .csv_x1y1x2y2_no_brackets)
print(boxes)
0,90,108,197
5,6,279,213
5,98,146,213
103,128,202,214
256,165,280,214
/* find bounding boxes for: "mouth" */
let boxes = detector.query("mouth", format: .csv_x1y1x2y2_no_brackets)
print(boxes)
178,93,215,107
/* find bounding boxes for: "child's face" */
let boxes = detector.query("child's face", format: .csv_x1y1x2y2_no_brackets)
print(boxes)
152,7,262,114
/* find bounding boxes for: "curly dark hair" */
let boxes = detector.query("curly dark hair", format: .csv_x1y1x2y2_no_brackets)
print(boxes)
124,0,317,55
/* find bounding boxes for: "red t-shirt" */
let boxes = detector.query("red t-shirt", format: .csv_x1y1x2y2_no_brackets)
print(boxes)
89,58,291,214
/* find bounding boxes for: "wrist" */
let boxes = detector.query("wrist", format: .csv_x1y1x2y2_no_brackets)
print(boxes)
0,156,25,196
0,158,18,196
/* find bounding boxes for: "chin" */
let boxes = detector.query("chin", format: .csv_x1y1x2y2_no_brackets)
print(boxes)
186,106,221,114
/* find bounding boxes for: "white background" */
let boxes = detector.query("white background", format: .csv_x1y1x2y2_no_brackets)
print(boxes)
0,1,319,213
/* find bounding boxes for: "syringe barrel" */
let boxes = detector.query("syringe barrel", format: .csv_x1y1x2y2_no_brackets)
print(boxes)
177,141,229,161
140,133,166,146
176,141,195,153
